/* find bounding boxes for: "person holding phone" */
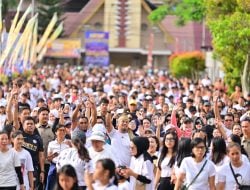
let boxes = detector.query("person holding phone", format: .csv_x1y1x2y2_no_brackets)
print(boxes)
45,125,70,190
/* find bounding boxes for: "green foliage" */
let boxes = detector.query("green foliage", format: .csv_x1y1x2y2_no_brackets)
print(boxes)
206,0,250,92
2,0,18,18
148,5,170,24
148,0,205,25
174,0,206,25
169,51,205,80
149,0,250,93
205,0,238,20
37,0,63,35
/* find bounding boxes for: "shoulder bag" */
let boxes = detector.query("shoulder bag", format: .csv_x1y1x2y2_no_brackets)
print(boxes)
229,162,250,190
181,160,207,190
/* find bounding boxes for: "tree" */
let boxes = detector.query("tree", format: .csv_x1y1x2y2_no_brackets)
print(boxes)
169,51,205,80
205,0,250,95
148,0,205,25
37,0,64,35
2,0,17,18
149,0,250,96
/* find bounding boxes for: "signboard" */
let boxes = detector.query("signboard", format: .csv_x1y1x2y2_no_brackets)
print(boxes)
46,38,81,58
85,31,109,67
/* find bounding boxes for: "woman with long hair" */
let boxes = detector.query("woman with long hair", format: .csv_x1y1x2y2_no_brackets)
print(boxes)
174,138,191,178
57,130,92,190
210,137,228,166
209,137,228,184
55,165,79,190
217,143,250,190
174,138,216,190
154,129,178,190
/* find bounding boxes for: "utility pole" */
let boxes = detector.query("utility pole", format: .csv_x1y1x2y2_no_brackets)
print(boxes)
32,0,35,16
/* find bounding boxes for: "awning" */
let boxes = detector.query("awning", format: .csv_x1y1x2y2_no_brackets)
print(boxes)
80,48,171,55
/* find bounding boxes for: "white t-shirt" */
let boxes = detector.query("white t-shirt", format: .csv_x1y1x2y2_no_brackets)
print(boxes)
129,154,154,190
108,129,131,167
91,182,118,190
217,161,250,190
209,155,229,184
118,180,130,190
89,145,120,167
47,139,70,163
0,114,6,131
57,147,94,187
179,157,216,190
14,148,34,190
0,149,21,187
159,156,173,177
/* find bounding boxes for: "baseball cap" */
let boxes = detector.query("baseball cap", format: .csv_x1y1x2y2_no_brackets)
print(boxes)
129,99,137,105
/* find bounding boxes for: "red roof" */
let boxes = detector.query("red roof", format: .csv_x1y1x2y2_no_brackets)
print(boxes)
63,0,103,36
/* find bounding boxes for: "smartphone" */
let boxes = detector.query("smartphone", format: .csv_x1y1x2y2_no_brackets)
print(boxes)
61,103,65,109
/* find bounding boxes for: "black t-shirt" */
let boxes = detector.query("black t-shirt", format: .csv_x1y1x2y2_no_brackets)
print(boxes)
22,131,44,170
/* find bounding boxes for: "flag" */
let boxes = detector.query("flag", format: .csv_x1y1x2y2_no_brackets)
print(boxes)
37,22,63,61
47,22,63,43
8,14,36,67
22,14,38,70
0,4,32,67
36,13,58,53
30,20,38,65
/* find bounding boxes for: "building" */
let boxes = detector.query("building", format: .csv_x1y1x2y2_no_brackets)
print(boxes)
63,0,173,68
5,0,212,68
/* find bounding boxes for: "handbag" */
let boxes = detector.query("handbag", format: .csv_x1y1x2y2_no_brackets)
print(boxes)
180,160,207,190
229,163,250,190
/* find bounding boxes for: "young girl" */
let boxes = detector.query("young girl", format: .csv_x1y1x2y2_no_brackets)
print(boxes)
12,130,34,190
85,158,118,190
217,143,250,190
174,138,216,190
55,164,79,190
0,131,25,190
154,129,178,190
57,130,93,190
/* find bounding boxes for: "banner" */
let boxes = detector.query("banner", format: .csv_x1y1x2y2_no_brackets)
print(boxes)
85,31,109,67
45,38,81,58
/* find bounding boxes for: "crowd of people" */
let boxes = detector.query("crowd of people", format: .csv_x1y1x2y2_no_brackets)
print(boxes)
0,65,249,190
